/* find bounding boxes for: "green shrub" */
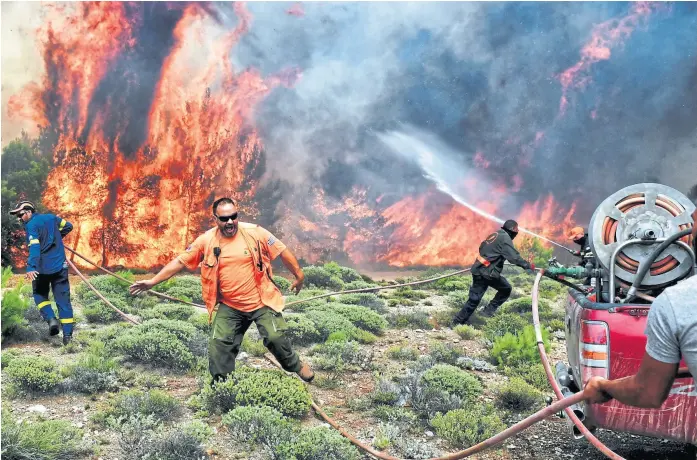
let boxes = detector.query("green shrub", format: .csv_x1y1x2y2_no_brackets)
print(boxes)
508,274,530,288
539,279,567,300
344,280,379,290
353,329,378,344
1,348,22,369
285,314,322,345
429,342,462,365
387,311,431,329
5,356,62,394
1,276,30,339
223,405,297,453
1,409,90,459
308,303,387,334
190,312,213,334
276,426,360,460
446,290,470,310
386,345,419,361
491,325,549,368
411,387,463,419
392,287,429,300
431,309,457,327
431,406,506,448
548,318,565,332
422,364,482,401
83,298,131,323
114,416,209,460
273,276,292,293
75,274,131,306
241,336,267,357
303,266,344,291
113,319,206,371
113,322,200,371
1,265,13,287
139,303,196,321
323,262,362,283
497,296,558,321
370,379,401,406
433,276,473,293
502,363,549,391
454,324,481,340
335,293,386,313
311,339,373,375
101,389,181,425
197,366,311,418
97,322,135,348
153,274,203,303
284,288,331,312
64,343,119,394
304,310,367,342
483,312,529,341
373,406,418,426
372,423,398,450
495,377,542,411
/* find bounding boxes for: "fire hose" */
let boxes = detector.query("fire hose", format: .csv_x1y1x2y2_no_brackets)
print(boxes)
65,247,635,460
531,271,625,460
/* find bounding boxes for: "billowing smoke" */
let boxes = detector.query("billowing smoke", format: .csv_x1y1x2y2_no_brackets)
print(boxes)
3,2,696,268
230,2,697,221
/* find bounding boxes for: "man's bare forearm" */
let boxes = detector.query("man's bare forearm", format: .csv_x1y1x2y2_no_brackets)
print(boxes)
280,249,303,280
598,375,669,408
150,258,186,285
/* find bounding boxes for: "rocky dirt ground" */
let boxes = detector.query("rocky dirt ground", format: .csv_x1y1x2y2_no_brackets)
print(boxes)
2,269,695,460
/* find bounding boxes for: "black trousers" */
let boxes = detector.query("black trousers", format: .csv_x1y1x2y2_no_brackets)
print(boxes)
454,274,512,324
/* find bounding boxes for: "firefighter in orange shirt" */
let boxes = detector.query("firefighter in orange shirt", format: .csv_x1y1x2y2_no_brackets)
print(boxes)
130,198,314,383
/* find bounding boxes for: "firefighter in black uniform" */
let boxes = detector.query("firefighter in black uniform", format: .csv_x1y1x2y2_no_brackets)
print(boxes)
453,220,534,325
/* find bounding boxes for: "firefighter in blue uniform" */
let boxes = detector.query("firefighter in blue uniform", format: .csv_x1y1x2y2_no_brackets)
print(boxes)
10,201,75,344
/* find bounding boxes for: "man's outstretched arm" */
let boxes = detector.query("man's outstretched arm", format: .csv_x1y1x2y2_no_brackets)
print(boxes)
129,258,186,295
585,353,678,408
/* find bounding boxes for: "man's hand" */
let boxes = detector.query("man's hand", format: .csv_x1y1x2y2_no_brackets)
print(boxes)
568,249,581,256
290,275,304,295
26,271,39,282
129,279,158,296
584,376,613,404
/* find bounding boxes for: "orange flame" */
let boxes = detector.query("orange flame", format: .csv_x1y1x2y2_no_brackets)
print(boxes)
557,2,667,116
7,2,579,270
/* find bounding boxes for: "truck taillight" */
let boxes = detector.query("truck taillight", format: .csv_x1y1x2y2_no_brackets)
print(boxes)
579,320,609,386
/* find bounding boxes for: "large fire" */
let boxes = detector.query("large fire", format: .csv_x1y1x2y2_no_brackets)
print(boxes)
7,2,587,269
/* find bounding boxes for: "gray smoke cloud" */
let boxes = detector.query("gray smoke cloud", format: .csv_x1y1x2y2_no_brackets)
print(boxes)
221,2,696,221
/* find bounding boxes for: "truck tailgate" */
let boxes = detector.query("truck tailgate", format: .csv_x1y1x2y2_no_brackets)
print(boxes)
567,294,697,443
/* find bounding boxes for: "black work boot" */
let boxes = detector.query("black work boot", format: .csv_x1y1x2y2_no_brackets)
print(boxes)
62,334,73,346
452,312,471,327
48,318,60,336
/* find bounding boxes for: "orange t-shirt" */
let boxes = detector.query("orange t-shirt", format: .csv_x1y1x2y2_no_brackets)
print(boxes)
178,226,287,312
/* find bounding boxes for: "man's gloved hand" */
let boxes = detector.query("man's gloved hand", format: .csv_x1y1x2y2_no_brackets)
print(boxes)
568,249,580,256
526,263,536,275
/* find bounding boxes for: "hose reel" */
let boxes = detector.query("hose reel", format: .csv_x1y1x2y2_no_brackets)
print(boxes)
588,183,695,291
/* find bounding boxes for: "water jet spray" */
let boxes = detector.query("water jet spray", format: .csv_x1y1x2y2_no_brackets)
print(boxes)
378,128,576,252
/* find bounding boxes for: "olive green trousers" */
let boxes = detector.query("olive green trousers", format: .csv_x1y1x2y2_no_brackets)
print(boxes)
209,305,301,381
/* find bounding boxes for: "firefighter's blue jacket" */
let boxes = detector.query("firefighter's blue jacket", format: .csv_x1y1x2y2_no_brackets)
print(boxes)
25,213,73,274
